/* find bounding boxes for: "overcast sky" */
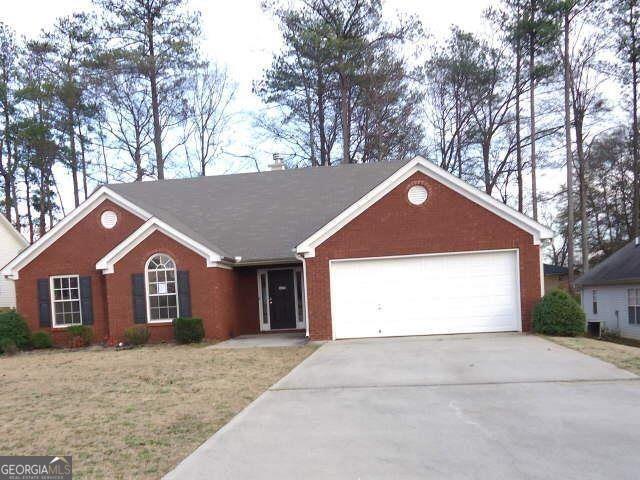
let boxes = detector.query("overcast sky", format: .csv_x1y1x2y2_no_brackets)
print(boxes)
3,0,571,218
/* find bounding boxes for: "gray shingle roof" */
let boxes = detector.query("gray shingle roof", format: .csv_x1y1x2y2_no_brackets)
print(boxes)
108,160,410,263
576,239,640,286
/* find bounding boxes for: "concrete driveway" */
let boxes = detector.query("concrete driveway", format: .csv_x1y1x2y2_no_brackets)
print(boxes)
165,334,640,479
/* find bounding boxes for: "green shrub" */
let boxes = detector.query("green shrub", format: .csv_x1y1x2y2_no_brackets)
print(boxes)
173,317,204,344
0,337,18,355
0,310,31,350
124,326,150,346
66,325,93,347
533,289,586,336
31,331,53,349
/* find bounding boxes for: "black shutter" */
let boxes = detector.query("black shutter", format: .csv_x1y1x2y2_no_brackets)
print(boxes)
37,278,51,327
79,276,93,325
132,273,147,324
177,270,191,318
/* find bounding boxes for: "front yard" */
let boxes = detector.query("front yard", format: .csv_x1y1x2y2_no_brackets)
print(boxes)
1,343,316,479
547,336,640,375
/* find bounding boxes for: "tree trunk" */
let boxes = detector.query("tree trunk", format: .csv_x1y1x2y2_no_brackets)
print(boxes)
632,1,640,239
515,6,524,213
575,117,589,273
529,0,538,221
78,122,88,200
339,72,350,164
563,10,575,293
147,21,164,179
68,108,80,207
23,167,33,244
316,65,328,166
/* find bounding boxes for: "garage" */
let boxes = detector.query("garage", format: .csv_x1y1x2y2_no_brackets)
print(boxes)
329,249,521,339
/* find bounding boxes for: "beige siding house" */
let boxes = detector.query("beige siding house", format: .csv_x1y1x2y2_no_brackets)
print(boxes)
0,215,27,308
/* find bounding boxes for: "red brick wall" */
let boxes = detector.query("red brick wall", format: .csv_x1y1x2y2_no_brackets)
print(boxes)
15,200,145,345
305,171,542,340
105,230,237,343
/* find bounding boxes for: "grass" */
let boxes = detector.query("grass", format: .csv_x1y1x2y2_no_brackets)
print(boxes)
546,335,640,375
0,343,316,479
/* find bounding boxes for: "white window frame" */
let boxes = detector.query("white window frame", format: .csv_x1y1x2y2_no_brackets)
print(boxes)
257,267,306,332
50,274,82,328
145,254,180,324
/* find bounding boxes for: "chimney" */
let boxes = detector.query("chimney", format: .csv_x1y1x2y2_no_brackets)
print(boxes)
269,153,285,171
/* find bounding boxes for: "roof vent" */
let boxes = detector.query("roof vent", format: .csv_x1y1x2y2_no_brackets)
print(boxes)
269,154,285,171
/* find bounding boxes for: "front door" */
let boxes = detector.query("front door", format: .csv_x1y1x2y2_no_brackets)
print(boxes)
268,269,297,330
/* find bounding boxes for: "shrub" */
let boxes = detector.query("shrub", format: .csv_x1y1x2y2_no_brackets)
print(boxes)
66,325,93,348
173,317,204,344
0,338,18,355
0,310,31,350
533,289,586,336
124,326,150,346
31,331,53,349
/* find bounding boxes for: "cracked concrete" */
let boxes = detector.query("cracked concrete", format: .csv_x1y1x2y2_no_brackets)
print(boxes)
166,334,640,480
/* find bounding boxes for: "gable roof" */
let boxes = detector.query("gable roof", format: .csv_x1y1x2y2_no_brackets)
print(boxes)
0,214,28,248
576,239,640,286
107,160,410,262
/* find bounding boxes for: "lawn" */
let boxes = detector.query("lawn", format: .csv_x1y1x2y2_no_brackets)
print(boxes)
547,336,640,375
1,343,316,479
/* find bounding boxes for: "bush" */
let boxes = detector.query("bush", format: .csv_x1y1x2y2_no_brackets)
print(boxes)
533,289,586,336
0,338,18,355
0,310,31,350
124,326,150,346
31,331,53,349
173,317,204,344
66,325,93,348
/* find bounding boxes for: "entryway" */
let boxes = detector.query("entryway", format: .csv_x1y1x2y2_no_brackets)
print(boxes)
257,267,306,332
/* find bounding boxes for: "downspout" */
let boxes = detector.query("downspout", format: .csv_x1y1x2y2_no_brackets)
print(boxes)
295,253,310,338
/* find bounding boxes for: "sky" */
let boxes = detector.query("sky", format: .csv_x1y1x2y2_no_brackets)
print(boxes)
3,0,570,219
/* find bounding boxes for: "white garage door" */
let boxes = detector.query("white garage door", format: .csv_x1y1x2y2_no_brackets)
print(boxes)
330,250,521,339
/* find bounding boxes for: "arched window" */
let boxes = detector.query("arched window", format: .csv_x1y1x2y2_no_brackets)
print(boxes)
145,254,179,322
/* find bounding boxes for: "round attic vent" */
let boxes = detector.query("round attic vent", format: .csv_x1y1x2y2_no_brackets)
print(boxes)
407,185,428,205
101,210,118,229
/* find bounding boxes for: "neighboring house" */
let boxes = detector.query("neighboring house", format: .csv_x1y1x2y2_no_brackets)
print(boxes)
0,214,28,309
544,264,569,292
1,157,553,345
576,238,640,339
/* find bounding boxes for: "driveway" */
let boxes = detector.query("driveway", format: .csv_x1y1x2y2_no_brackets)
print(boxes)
165,334,640,479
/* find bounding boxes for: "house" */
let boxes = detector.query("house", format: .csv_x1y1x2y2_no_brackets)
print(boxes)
0,157,553,345
0,214,28,309
576,238,640,339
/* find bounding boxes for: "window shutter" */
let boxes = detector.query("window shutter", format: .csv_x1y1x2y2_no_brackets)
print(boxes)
132,273,147,324
80,276,93,325
177,271,191,318
37,278,51,327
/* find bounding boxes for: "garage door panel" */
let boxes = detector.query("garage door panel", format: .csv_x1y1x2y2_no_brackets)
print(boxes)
330,250,521,339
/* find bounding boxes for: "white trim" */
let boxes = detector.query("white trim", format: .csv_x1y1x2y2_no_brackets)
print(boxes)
50,274,82,329
328,248,523,339
256,266,305,332
296,156,554,257
0,214,28,248
144,253,179,324
297,254,311,338
96,217,227,274
1,187,152,279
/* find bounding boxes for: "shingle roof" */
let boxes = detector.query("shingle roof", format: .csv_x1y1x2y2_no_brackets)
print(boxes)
544,264,568,276
576,239,640,286
108,160,410,263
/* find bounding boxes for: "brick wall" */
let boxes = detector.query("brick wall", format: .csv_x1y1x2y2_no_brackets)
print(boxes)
305,171,541,340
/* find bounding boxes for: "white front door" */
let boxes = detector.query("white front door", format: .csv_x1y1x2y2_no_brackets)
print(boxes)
329,250,521,339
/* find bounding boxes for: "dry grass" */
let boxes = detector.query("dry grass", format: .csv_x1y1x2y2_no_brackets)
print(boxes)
546,336,640,375
1,343,316,479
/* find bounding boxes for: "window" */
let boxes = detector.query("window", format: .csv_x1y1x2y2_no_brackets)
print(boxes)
51,275,82,327
629,289,640,325
295,270,304,325
146,254,178,322
592,290,598,315
259,272,269,325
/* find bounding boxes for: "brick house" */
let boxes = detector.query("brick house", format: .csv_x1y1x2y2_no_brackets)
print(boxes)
1,157,553,345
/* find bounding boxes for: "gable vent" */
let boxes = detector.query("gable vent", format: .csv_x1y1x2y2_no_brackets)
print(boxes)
407,185,428,205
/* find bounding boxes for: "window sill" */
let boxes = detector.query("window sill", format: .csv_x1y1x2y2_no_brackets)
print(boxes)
146,321,174,326
51,324,84,330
